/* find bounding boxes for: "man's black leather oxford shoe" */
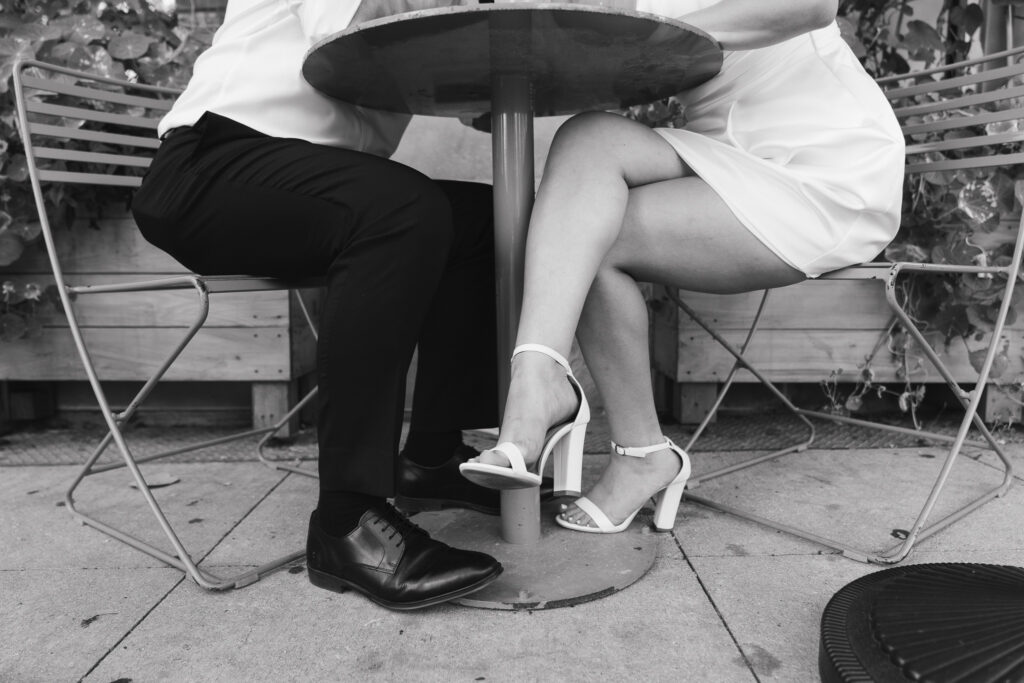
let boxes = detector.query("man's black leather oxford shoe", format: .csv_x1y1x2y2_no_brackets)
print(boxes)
306,504,502,610
395,444,556,516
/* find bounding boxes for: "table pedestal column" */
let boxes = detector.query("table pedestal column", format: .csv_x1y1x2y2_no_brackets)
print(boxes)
491,72,543,545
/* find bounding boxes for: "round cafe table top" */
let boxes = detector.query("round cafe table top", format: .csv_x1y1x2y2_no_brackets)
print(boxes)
302,2,723,118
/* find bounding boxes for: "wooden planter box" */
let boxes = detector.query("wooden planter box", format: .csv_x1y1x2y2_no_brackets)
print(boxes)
1,210,319,431
651,280,1023,424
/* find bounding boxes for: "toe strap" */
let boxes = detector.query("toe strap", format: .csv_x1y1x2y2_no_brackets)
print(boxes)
488,442,528,473
571,496,616,531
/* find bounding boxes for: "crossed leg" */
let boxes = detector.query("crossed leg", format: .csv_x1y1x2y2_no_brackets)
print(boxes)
471,110,804,528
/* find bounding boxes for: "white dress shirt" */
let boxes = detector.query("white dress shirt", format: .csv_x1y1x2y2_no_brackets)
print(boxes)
159,0,411,157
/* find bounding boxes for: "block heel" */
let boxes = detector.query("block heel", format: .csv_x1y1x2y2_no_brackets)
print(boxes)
556,437,691,534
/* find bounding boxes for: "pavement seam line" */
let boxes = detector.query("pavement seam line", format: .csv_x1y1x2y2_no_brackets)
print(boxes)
77,469,296,680
672,530,763,683
77,573,186,682
194,469,296,568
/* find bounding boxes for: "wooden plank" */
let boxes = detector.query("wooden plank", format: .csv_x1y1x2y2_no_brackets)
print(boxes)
651,285,680,380
4,382,56,420
3,274,295,327
252,381,299,437
674,382,719,426
288,315,318,377
54,380,250,428
982,386,1023,425
13,214,185,274
0,328,300,381
673,281,898,331
674,329,1023,384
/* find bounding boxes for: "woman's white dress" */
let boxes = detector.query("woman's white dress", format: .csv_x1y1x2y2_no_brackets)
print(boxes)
638,0,905,277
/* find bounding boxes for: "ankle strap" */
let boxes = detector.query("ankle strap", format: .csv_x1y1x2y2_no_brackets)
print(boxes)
512,343,571,373
611,437,675,458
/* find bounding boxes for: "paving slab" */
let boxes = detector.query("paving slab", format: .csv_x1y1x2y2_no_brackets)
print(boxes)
0,463,290,572
677,446,1013,559
85,536,754,683
5,420,1023,683
681,455,1024,682
0,567,182,683
688,553,877,682
1,466,147,569
202,471,316,566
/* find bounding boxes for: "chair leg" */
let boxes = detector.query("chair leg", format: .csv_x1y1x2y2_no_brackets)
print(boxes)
64,280,307,589
254,288,320,479
667,289,816,485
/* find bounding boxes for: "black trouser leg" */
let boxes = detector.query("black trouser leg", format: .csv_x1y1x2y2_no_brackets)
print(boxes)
132,113,498,499
409,181,499,433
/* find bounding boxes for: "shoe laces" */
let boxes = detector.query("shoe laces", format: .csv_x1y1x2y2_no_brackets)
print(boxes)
371,502,426,546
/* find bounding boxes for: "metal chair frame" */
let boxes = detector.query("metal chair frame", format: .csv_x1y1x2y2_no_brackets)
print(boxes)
670,46,1024,564
12,59,322,589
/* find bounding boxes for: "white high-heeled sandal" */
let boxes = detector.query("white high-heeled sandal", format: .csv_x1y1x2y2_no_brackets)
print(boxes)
556,436,691,534
459,344,590,495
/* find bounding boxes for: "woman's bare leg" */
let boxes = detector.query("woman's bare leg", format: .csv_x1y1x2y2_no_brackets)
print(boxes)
473,112,690,466
473,113,803,488
561,176,804,526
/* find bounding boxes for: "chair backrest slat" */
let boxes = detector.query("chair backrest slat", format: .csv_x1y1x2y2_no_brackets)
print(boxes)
33,146,153,168
884,62,1021,100
19,74,176,111
11,58,181,258
37,169,143,187
901,108,1020,136
891,83,1024,118
27,122,162,149
14,59,178,187
881,44,1024,175
26,100,161,130
906,151,1024,174
907,131,1024,156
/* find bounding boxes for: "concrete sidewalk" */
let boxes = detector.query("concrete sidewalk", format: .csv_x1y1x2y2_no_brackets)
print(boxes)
3,416,1024,682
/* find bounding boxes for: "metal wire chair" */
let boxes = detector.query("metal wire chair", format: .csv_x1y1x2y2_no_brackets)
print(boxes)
669,45,1024,564
12,59,323,589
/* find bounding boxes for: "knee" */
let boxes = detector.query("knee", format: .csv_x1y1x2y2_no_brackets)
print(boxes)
552,111,628,151
383,167,456,250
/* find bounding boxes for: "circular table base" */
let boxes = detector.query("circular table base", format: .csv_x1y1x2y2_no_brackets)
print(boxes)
413,500,660,610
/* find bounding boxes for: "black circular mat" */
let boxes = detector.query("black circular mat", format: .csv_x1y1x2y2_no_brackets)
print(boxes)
819,563,1024,682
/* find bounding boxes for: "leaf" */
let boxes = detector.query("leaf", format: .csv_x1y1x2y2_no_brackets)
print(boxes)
968,345,1010,379
48,41,94,71
9,220,42,242
0,232,24,266
967,223,1017,251
52,15,108,45
902,20,946,53
885,242,929,263
108,33,154,60
11,23,64,43
950,4,985,36
836,17,866,58
4,154,28,182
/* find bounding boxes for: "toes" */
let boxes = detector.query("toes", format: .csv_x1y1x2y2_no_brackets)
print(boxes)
475,450,510,467
559,504,594,527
